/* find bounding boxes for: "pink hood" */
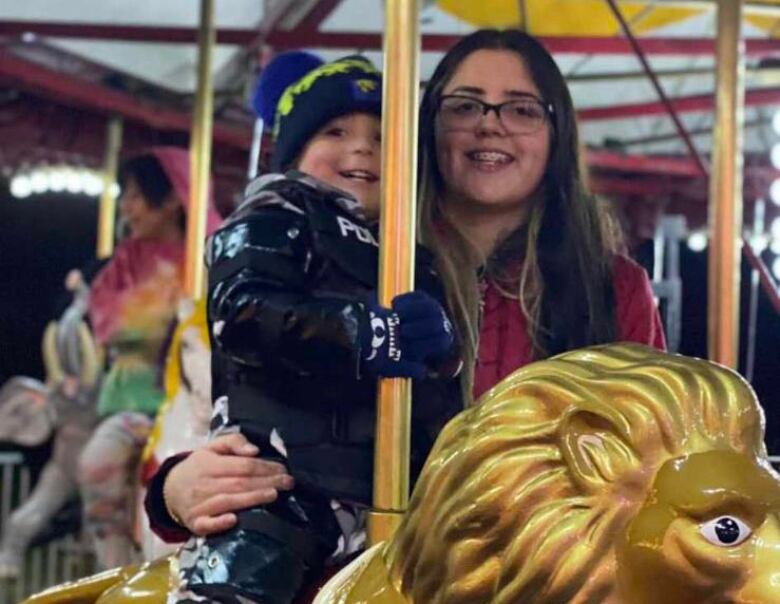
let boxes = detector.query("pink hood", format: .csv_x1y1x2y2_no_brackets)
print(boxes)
150,146,222,237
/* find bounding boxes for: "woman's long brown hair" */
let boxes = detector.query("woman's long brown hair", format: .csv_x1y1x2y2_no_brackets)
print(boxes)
418,29,618,403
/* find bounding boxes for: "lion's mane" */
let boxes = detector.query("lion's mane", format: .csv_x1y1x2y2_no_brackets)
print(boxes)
385,344,765,604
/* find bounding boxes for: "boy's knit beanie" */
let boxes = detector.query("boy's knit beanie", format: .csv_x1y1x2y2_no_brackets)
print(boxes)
254,53,383,172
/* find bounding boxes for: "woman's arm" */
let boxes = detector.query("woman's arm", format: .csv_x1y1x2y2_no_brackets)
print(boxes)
613,255,667,350
145,433,294,539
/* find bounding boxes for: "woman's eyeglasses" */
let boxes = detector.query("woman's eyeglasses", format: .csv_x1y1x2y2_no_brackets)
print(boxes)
437,94,554,135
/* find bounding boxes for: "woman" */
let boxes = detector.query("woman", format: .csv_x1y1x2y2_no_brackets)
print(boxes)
418,29,664,400
150,29,664,540
79,147,221,568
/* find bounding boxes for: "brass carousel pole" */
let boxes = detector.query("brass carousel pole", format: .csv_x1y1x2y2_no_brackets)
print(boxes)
708,0,745,368
96,116,123,259
184,0,216,300
368,0,421,545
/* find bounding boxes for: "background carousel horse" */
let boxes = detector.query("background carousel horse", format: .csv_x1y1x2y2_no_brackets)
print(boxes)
0,271,101,578
21,343,780,604
138,298,212,561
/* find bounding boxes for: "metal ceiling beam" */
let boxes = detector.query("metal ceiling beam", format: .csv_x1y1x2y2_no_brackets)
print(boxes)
743,245,780,314
591,174,778,206
242,0,320,53
590,171,777,202
616,117,768,147
3,21,780,56
586,148,704,176
577,86,780,120
293,0,343,32
0,52,251,150
213,0,341,143
0,21,244,44
587,149,780,187
269,31,780,54
212,0,302,97
267,32,780,55
568,65,778,82
589,176,695,197
213,0,340,86
650,0,780,15
606,0,709,176
568,66,713,82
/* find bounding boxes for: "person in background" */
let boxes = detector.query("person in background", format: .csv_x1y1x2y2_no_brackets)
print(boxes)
79,147,221,569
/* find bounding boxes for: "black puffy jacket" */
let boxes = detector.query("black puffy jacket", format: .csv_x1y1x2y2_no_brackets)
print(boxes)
206,172,462,505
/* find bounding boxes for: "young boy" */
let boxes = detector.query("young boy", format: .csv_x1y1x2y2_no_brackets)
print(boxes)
164,55,462,604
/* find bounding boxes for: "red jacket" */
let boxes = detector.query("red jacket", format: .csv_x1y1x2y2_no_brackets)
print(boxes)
474,254,666,399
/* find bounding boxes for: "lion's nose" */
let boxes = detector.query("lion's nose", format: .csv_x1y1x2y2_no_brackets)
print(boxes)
735,516,780,603
735,572,780,603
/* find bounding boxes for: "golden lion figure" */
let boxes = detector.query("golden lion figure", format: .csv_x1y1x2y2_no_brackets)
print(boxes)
21,344,780,604
316,343,780,604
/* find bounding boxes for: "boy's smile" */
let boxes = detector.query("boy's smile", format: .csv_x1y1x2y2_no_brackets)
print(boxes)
338,169,378,183
297,112,382,221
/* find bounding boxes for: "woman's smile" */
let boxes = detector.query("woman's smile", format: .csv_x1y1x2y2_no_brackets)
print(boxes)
465,148,516,171
436,49,551,212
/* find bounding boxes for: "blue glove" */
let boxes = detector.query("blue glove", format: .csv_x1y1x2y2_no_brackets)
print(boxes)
360,291,455,379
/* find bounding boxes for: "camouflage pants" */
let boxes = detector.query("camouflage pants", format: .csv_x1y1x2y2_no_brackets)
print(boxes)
169,397,367,604
78,411,152,569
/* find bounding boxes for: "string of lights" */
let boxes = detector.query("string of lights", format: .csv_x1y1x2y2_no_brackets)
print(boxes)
8,166,118,199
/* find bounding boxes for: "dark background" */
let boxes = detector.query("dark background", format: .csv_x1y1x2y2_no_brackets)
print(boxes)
0,184,99,383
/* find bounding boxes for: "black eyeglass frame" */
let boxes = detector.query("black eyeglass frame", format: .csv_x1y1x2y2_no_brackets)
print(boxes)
436,94,555,134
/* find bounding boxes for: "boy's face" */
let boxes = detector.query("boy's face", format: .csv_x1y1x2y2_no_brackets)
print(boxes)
298,113,381,220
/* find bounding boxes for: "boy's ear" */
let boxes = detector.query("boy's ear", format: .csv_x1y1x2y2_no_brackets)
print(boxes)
559,409,636,493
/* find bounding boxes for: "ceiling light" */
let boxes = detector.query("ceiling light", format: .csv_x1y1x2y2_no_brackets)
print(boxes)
771,217,780,240
10,174,32,198
48,166,67,192
750,232,769,254
687,230,708,252
64,168,82,194
30,170,48,194
770,179,780,206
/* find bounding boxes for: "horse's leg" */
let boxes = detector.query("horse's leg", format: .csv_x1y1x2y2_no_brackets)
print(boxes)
78,412,152,570
0,457,75,577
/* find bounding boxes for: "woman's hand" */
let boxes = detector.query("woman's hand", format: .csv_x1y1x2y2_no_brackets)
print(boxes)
163,432,294,536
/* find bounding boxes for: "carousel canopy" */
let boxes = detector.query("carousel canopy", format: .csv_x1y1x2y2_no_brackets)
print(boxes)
1,0,780,223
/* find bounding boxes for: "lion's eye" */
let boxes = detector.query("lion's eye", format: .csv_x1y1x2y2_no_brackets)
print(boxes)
700,516,752,547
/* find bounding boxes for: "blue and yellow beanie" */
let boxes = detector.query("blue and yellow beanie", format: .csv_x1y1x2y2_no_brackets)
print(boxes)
255,54,383,172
